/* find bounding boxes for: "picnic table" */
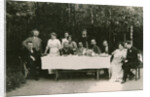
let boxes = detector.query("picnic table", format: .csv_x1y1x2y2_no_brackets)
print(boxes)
42,55,111,80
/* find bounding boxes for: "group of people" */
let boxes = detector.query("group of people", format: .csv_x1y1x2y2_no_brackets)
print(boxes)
110,41,141,83
21,29,142,84
43,30,108,57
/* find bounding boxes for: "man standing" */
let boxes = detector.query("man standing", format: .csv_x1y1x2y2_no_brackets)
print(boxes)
78,29,90,49
22,29,42,54
122,41,139,83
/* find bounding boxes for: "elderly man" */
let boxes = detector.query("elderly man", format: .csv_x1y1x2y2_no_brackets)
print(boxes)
22,29,42,54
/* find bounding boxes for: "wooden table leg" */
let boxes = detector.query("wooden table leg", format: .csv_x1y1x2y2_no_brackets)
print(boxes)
138,68,140,79
96,69,100,80
55,70,59,81
108,69,111,79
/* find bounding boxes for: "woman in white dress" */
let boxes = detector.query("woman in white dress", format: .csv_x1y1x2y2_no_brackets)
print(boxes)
44,32,61,74
110,42,127,83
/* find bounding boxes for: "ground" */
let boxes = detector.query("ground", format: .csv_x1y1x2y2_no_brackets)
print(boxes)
6,69,143,96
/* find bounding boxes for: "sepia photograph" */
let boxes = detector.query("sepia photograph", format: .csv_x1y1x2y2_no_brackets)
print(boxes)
5,0,143,96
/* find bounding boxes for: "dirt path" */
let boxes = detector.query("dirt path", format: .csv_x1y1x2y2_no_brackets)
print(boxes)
7,70,143,96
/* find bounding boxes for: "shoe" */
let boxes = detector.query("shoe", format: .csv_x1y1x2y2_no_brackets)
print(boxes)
35,76,39,81
129,75,135,80
121,80,126,84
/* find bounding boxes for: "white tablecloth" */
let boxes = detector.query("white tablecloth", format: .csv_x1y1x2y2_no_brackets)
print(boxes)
42,56,111,70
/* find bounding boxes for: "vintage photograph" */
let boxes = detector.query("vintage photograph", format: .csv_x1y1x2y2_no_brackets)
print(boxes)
6,0,143,96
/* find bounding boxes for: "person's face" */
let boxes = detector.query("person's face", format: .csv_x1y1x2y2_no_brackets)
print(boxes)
78,42,83,48
33,30,39,37
51,35,56,39
118,44,124,50
103,41,108,46
82,31,87,37
64,33,69,38
68,37,72,41
91,40,96,45
127,44,132,49
124,43,128,48
27,43,33,50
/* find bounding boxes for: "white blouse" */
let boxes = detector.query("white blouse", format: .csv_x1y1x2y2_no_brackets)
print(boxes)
47,39,61,56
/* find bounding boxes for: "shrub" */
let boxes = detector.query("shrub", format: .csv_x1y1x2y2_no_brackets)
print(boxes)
6,54,26,92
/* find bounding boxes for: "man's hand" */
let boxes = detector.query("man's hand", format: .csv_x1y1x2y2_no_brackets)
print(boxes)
30,56,35,61
124,60,128,63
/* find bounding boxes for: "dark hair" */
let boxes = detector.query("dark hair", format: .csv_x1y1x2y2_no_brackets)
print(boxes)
82,29,87,32
67,35,72,40
30,29,39,36
126,41,132,45
118,42,124,47
65,31,69,34
103,40,108,42
91,39,96,42
50,32,57,36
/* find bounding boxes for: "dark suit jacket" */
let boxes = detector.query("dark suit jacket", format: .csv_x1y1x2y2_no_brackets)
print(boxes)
78,36,90,49
92,45,101,54
101,45,110,54
126,47,139,62
61,48,74,55
22,48,41,68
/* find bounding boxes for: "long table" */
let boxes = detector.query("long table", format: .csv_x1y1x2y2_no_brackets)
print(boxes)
42,56,111,80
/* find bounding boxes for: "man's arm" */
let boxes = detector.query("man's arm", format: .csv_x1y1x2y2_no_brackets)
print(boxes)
39,39,43,55
22,37,31,48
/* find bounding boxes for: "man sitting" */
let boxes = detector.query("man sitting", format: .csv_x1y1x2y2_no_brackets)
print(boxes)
91,39,101,55
61,42,74,56
122,41,139,83
77,42,86,56
22,41,41,80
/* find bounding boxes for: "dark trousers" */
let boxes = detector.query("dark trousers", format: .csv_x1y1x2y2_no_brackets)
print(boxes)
122,61,139,81
27,60,40,79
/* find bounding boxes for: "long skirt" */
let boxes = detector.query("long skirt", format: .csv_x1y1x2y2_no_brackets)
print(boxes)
47,53,59,74
110,61,123,82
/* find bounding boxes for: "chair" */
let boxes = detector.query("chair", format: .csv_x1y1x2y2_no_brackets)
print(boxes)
18,56,28,78
131,61,143,80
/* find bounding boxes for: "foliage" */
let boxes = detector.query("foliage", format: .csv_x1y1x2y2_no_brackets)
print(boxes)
6,55,26,92
6,1,143,51
6,1,143,52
